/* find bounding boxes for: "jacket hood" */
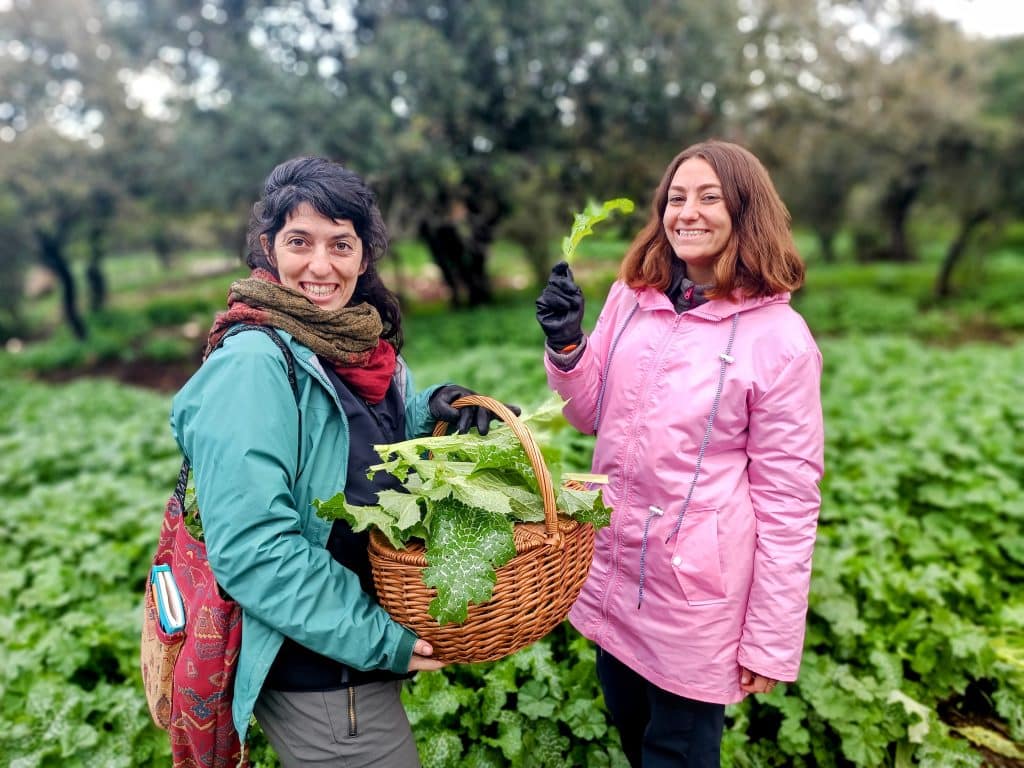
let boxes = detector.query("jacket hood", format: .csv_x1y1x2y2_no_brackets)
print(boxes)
634,285,791,320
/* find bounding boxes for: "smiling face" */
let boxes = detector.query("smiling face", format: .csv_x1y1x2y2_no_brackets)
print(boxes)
662,157,733,285
262,202,366,312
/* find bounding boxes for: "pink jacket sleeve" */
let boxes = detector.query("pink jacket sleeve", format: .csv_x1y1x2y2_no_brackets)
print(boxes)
738,346,825,681
544,281,631,435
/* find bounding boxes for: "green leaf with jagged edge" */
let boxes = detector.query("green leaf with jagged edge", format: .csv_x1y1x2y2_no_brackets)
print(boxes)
481,710,526,763
422,498,517,625
511,640,564,695
463,743,506,768
469,441,534,478
556,485,612,527
313,492,407,549
445,473,513,517
562,697,609,740
374,489,427,532
416,728,464,767
523,718,571,768
561,197,635,266
517,680,556,719
479,662,518,723
472,469,546,522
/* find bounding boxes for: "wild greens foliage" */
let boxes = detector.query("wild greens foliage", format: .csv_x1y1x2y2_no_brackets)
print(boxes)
315,395,612,625
0,378,181,766
2,320,1023,765
403,625,626,767
770,336,1024,768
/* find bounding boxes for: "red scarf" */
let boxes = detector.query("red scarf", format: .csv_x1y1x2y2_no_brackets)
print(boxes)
338,339,397,404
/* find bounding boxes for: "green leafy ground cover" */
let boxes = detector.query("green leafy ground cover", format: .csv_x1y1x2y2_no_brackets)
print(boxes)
3,241,1024,766
2,317,1023,765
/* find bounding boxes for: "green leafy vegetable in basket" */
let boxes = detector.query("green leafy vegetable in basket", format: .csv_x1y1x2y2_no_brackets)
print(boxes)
561,197,634,266
314,393,611,625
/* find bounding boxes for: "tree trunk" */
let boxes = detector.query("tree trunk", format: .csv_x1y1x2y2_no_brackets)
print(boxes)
37,231,87,339
417,221,494,308
462,230,493,307
878,163,927,262
418,222,466,307
935,210,989,299
86,226,107,312
152,227,175,269
886,208,913,262
816,230,836,264
213,214,249,266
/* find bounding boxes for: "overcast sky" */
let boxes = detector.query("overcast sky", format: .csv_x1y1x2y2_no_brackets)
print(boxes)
916,0,1024,38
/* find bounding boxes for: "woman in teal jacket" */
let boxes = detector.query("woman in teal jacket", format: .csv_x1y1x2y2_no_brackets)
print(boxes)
171,156,506,767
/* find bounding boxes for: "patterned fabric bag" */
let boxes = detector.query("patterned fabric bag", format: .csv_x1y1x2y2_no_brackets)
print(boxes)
140,325,299,768
141,469,246,767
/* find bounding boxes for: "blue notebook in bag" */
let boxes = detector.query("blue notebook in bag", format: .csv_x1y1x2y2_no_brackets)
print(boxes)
151,564,186,634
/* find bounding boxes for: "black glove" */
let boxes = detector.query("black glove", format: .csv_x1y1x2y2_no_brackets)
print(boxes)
535,261,585,351
428,385,522,436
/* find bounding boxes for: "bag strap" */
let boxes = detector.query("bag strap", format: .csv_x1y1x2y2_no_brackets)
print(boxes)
174,324,302,504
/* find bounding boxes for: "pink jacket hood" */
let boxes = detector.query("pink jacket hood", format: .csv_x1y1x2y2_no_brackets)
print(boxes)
547,281,824,704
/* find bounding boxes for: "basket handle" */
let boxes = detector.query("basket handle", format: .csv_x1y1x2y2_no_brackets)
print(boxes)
432,395,560,543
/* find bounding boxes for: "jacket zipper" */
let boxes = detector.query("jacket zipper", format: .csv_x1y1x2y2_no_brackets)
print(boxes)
347,685,358,737
635,313,740,607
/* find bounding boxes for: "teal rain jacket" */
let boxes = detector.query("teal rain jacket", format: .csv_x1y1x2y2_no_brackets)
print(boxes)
170,328,440,743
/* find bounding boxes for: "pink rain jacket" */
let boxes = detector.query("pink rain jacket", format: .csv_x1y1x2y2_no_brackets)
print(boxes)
547,281,824,705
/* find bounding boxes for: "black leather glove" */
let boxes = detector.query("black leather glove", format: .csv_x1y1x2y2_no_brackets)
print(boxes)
428,385,522,436
535,261,585,351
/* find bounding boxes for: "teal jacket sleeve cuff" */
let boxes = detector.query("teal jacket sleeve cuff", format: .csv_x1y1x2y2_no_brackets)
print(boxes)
392,625,418,673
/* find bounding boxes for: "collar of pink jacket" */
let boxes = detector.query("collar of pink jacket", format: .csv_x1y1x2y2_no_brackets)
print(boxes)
634,286,791,320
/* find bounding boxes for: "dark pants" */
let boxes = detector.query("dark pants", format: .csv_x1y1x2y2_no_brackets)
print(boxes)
597,648,725,768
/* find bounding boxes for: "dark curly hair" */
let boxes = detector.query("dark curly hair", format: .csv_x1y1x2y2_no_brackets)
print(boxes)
246,156,403,350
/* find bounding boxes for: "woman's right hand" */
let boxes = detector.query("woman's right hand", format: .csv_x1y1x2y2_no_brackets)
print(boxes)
535,261,585,352
408,638,447,671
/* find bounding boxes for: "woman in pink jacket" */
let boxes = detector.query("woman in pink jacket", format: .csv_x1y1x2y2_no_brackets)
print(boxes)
536,140,824,767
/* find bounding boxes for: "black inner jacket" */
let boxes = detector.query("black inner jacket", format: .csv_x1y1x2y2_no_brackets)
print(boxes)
264,359,413,691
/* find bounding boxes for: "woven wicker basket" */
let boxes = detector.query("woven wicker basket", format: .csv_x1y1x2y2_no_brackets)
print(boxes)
367,394,595,663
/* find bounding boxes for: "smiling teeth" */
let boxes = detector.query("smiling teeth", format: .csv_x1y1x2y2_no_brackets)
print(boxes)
677,230,708,238
303,284,337,297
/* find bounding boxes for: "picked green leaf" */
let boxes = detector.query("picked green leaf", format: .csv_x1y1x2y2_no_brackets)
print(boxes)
561,197,634,266
314,491,408,549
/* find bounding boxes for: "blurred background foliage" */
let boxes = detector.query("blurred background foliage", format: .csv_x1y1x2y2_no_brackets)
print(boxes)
1,0,1022,350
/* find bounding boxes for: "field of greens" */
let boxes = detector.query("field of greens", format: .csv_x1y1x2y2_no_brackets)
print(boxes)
2,287,1024,766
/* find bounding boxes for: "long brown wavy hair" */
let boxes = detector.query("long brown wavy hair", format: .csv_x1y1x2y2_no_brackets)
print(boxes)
619,140,804,299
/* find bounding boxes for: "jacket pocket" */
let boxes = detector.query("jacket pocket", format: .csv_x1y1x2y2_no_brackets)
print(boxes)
669,506,728,605
140,571,185,730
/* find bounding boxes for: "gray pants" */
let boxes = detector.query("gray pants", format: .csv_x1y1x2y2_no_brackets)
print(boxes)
254,681,420,768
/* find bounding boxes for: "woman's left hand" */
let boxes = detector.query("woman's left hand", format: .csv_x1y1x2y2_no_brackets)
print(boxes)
740,666,779,695
428,385,521,435
408,639,447,672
